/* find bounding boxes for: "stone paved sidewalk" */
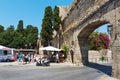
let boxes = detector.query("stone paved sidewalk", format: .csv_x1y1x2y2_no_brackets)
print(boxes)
0,61,118,80
0,61,76,67
97,75,118,80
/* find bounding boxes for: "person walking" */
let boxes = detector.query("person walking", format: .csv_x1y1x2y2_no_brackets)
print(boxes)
19,53,24,64
56,53,59,63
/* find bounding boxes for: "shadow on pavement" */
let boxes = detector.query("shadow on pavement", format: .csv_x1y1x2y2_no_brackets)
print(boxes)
84,62,112,76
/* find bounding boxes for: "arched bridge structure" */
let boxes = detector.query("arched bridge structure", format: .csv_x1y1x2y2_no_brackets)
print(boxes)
59,0,120,79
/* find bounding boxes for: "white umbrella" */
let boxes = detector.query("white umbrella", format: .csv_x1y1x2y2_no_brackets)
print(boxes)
39,46,61,51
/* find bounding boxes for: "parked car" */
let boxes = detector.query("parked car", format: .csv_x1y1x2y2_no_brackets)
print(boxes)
0,54,15,62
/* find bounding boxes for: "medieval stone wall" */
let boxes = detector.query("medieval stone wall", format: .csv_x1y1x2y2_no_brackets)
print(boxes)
61,0,108,32
59,0,114,64
58,6,71,21
58,0,120,79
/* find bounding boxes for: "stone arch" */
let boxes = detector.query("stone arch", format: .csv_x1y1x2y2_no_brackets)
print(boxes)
78,20,108,38
70,0,119,65
77,20,109,64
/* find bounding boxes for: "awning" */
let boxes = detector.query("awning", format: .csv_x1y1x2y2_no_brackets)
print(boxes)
39,46,61,51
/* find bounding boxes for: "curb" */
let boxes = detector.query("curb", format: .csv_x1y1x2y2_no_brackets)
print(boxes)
98,75,118,80
0,62,77,68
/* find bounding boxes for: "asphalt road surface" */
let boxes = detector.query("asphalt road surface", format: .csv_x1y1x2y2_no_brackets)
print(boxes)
0,63,112,80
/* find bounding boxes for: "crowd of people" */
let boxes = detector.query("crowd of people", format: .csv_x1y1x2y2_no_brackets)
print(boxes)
15,51,65,64
17,52,38,64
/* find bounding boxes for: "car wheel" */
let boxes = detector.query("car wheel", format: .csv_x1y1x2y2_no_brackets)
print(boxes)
6,59,10,62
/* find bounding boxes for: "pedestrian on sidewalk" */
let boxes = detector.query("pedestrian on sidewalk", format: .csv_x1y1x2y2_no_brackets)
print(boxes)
56,53,59,63
19,53,24,64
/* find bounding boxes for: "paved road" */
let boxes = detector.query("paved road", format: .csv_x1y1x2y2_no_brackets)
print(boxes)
0,63,112,80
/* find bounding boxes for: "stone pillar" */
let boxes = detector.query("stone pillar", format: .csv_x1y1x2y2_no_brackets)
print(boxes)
78,38,89,64
70,40,82,64
112,35,120,79
112,3,120,79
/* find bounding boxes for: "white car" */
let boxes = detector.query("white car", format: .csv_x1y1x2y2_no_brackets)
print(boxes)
0,54,14,62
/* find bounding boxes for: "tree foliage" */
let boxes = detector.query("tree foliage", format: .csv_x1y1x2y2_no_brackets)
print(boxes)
16,20,24,34
25,25,38,48
0,25,4,33
40,6,53,46
40,6,61,47
53,6,61,32
89,32,110,50
0,20,38,49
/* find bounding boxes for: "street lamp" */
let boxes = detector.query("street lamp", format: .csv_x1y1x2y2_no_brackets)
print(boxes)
107,24,113,51
107,24,113,36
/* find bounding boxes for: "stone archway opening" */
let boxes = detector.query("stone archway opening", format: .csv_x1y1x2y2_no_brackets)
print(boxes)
88,24,112,64
76,21,112,76
77,20,110,65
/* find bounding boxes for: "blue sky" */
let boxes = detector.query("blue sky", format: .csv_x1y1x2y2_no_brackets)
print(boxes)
0,0,108,34
0,0,73,34
95,24,108,34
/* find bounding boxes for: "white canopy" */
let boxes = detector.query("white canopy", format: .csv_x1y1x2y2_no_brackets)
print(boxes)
0,45,15,50
0,45,11,50
39,46,61,51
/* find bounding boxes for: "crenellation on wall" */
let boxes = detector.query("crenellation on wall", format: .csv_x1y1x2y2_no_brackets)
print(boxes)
58,6,71,21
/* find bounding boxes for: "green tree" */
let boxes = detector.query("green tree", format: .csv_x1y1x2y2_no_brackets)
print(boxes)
0,25,4,33
53,6,61,32
6,25,14,32
16,20,24,35
0,31,10,46
12,32,24,48
16,20,25,48
0,20,38,49
5,25,15,47
40,6,53,46
0,32,5,45
25,25,38,49
53,6,61,48
0,25,4,45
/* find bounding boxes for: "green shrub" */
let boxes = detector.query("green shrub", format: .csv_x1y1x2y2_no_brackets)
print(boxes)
62,44,68,59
